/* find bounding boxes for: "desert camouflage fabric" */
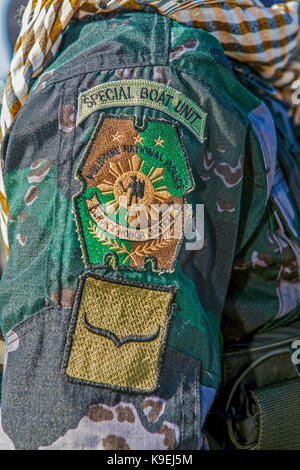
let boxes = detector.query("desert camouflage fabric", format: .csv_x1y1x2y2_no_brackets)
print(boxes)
0,11,299,450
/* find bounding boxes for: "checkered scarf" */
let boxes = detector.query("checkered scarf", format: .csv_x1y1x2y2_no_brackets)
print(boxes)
1,0,300,253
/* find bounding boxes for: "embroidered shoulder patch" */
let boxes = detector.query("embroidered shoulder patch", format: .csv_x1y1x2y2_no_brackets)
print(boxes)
77,80,207,142
62,273,176,393
74,114,194,272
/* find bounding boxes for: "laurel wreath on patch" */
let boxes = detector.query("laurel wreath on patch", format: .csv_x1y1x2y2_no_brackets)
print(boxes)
88,220,171,266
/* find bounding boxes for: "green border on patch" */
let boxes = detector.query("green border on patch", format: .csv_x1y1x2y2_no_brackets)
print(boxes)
77,80,207,143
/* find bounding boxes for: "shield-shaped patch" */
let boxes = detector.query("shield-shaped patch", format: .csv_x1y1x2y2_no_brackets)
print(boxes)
73,114,194,272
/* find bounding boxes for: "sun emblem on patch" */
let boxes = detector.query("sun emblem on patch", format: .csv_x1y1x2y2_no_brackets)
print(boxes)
74,114,194,271
98,154,171,217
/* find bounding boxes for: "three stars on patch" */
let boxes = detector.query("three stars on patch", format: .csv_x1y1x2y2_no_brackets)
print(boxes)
113,131,164,148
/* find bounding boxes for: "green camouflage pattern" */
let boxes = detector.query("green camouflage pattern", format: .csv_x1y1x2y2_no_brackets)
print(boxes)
0,11,295,450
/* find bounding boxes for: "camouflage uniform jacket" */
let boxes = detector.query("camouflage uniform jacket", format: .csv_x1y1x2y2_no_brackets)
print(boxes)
2,11,298,450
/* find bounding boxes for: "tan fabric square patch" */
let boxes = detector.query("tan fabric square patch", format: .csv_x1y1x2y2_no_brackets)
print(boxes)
63,274,176,393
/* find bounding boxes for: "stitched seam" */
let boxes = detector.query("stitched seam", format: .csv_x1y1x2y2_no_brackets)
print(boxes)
57,80,79,306
38,58,171,89
163,17,169,65
56,82,67,307
45,86,64,306
151,14,158,66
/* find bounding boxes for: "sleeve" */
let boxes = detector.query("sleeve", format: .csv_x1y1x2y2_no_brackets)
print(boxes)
0,0,299,261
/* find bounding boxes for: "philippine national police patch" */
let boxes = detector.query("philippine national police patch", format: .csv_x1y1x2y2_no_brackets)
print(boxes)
62,273,176,393
74,114,195,271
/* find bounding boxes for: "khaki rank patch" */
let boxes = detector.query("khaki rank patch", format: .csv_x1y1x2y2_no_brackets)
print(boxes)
62,274,176,393
74,114,194,272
